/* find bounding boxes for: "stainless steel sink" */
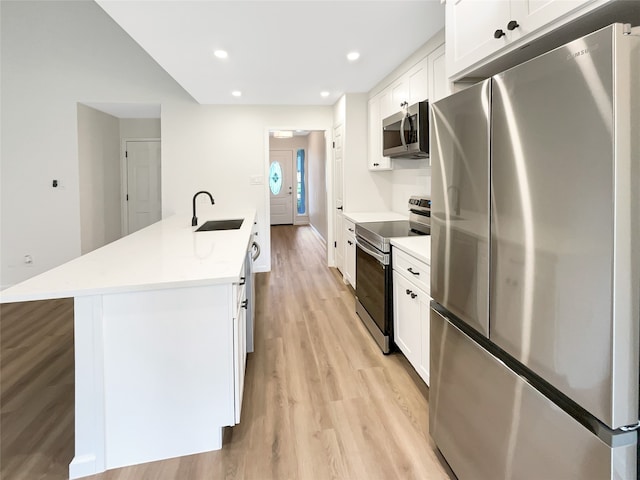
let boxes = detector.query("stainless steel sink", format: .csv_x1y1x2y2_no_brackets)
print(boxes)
195,219,244,231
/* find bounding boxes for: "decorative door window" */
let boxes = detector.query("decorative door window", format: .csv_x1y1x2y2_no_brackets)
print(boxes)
296,149,306,214
269,161,283,195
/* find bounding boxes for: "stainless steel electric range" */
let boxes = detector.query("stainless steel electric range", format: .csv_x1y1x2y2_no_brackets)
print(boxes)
355,196,430,353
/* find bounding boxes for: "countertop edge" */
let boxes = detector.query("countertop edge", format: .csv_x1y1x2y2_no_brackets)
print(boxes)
390,237,431,266
0,209,256,304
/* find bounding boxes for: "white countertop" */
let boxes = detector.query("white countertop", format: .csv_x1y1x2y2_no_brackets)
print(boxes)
391,236,431,265
343,211,408,223
0,208,257,303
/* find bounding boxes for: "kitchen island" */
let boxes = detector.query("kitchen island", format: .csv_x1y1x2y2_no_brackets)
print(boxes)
0,207,257,479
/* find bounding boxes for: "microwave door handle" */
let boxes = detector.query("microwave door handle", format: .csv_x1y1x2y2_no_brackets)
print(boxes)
400,114,407,148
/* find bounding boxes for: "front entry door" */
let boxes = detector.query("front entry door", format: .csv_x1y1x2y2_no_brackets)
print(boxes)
269,150,293,225
126,140,161,234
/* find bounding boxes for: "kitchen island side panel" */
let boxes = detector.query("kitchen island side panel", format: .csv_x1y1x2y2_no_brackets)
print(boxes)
70,284,234,478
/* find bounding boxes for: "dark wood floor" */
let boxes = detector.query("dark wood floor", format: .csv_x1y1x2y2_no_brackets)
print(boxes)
1,225,453,479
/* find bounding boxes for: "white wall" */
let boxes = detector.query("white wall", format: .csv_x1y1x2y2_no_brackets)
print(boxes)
307,131,327,242
1,0,190,286
77,104,121,254
159,102,332,272
120,118,161,139
336,94,391,213
0,0,332,286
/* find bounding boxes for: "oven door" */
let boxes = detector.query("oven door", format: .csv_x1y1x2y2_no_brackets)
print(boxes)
355,237,389,335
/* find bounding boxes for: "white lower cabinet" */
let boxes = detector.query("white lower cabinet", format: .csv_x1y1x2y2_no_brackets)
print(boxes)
393,248,431,385
233,267,248,424
344,219,356,288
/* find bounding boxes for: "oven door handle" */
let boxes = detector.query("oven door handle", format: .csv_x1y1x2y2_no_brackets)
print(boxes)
356,238,387,265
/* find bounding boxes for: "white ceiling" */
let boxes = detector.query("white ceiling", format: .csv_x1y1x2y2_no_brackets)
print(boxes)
95,0,445,106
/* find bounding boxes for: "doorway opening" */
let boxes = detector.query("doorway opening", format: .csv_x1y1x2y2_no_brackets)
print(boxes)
268,130,328,249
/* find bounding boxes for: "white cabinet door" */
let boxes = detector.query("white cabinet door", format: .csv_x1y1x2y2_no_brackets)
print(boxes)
367,95,392,171
513,0,593,38
379,88,394,120
446,0,511,78
408,56,429,104
233,287,247,424
393,271,421,365
427,44,449,104
391,77,410,111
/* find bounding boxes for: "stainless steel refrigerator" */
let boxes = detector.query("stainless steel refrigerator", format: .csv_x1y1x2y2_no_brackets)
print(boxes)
429,23,639,480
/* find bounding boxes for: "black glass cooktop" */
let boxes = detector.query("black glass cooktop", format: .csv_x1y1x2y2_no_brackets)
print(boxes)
356,220,426,253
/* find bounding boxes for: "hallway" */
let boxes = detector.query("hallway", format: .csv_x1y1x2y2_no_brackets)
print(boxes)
1,225,452,479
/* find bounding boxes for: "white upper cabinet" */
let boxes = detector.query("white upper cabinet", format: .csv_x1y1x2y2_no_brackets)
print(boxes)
408,56,429,104
391,78,410,110
367,96,392,170
427,44,449,104
447,0,597,79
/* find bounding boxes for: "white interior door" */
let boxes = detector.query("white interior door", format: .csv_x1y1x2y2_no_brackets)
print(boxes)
333,125,344,273
269,150,294,225
126,140,161,234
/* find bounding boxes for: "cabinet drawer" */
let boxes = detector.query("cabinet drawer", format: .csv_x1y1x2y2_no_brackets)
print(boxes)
393,247,430,294
344,218,356,237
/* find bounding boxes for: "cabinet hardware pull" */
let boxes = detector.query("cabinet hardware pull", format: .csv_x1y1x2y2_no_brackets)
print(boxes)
337,206,343,211
494,29,506,39
241,299,248,309
348,228,354,232
410,293,417,299
240,276,246,285
407,267,420,276
347,240,353,246
406,289,412,295
373,163,379,167
507,20,519,31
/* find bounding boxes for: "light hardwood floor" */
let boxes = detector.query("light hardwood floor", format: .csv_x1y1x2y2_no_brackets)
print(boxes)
1,225,454,479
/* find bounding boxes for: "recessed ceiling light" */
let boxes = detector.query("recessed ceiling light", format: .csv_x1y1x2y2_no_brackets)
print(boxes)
320,91,330,98
232,90,242,97
347,51,360,62
214,50,228,59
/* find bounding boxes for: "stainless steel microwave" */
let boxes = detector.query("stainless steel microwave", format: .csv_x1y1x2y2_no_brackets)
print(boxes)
382,101,429,159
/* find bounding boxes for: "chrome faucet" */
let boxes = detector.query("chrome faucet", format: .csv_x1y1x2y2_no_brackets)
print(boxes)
447,185,460,216
192,191,215,226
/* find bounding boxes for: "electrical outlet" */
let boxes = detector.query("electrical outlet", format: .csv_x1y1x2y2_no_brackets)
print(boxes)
24,254,33,265
250,175,264,185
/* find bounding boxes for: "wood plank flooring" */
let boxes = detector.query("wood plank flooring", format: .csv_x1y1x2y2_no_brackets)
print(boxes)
1,225,454,479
